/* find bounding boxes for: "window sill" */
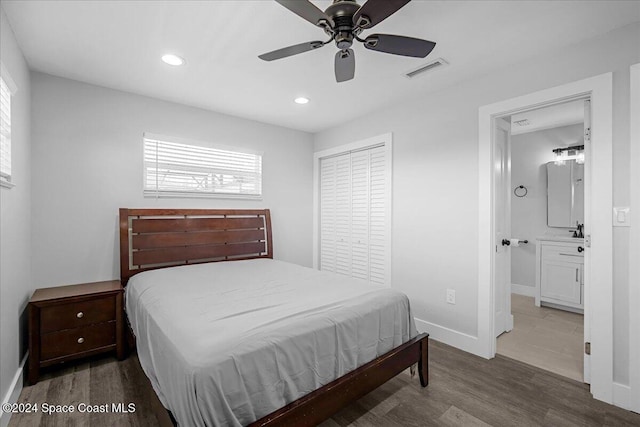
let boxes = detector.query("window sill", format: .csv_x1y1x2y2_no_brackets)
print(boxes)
143,191,262,201
0,180,15,189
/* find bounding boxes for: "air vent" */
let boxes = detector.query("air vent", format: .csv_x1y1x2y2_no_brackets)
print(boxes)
513,119,530,127
404,58,448,79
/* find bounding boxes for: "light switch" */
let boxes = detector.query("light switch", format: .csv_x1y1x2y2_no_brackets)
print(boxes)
613,207,630,227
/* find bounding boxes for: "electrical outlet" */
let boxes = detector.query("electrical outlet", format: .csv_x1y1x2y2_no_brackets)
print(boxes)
446,289,456,304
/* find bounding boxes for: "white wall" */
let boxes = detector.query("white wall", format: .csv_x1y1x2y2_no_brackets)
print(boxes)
314,23,639,385
0,6,31,425
510,124,584,290
30,72,314,287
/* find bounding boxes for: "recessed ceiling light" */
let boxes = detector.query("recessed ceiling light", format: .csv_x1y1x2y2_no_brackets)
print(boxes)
294,97,309,105
161,54,185,66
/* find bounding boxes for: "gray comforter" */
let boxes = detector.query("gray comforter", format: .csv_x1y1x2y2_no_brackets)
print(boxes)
126,259,416,426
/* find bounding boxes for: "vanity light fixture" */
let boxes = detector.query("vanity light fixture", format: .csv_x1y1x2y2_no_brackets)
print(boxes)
553,144,584,164
161,54,185,66
294,97,309,105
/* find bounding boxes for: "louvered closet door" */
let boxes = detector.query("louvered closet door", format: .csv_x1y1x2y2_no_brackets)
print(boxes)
319,157,337,272
334,154,352,276
319,145,388,286
368,146,387,285
320,153,352,274
350,150,370,280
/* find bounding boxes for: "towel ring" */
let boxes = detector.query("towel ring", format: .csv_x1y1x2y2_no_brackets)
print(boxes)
514,185,528,198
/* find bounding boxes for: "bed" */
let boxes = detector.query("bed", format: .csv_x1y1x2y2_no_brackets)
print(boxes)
119,208,428,426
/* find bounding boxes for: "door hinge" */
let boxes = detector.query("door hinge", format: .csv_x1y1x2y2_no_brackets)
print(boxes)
584,127,591,143
585,342,591,355
585,235,591,248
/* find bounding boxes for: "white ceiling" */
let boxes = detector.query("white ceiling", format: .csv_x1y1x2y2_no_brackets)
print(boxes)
2,1,639,133
511,99,584,136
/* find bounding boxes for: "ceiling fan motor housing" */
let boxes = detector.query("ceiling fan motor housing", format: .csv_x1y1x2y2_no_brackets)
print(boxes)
326,1,361,49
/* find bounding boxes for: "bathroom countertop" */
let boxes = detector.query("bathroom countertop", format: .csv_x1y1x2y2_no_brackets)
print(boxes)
536,235,584,243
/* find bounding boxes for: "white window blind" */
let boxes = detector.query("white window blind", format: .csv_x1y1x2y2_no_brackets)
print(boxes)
144,135,262,198
0,76,11,186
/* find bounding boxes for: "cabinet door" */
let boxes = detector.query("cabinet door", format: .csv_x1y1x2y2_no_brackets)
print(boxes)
541,259,582,305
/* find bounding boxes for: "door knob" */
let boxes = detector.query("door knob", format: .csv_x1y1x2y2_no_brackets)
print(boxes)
578,246,584,253
501,239,511,246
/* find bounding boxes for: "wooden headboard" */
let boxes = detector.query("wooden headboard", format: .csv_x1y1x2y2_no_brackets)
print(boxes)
119,208,273,285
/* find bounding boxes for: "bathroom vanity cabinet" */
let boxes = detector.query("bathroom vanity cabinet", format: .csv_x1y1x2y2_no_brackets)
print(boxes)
535,237,584,313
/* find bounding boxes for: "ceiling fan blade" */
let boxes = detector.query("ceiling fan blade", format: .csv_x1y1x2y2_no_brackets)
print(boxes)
363,34,436,58
275,0,334,27
335,49,355,83
353,0,411,29
259,41,325,61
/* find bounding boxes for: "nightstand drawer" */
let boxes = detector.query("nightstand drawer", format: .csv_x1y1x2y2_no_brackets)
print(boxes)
40,321,116,361
40,297,115,333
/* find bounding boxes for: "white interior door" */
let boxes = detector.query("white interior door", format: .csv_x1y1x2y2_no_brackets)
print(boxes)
583,99,591,384
494,118,513,338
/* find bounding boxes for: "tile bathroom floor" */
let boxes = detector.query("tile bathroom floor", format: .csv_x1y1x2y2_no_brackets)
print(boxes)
497,293,584,382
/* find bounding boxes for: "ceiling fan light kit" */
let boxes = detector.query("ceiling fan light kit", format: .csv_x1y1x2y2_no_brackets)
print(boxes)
259,0,436,83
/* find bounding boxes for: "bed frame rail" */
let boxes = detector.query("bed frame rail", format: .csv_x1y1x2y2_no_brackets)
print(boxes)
250,333,429,427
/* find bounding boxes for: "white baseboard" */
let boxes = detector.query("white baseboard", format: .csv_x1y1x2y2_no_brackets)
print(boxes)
612,382,632,411
414,317,483,357
511,283,536,297
0,353,27,427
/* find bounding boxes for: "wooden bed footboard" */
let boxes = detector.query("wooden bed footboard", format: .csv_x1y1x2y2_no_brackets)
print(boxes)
250,333,429,427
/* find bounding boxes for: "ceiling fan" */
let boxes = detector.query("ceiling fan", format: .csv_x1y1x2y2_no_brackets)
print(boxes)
258,0,436,82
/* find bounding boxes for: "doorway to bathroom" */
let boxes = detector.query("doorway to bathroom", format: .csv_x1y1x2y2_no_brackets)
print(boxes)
479,73,614,403
496,99,587,383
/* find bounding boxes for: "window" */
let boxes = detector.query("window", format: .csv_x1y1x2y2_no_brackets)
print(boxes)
0,76,11,188
143,134,262,198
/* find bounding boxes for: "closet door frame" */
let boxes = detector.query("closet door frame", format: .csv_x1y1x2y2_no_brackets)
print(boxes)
312,133,393,286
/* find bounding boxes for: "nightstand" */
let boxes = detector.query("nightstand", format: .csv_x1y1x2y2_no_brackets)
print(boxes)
28,280,124,384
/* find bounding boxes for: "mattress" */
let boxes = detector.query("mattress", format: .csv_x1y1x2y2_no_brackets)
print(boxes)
125,258,417,426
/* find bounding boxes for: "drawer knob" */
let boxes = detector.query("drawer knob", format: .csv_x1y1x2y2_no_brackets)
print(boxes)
77,337,85,344
578,246,584,253
76,312,84,318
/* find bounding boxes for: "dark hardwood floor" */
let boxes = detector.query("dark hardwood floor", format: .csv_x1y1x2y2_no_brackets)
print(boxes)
9,340,639,426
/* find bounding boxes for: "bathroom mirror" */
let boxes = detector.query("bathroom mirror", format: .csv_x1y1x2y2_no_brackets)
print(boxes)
547,160,584,227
